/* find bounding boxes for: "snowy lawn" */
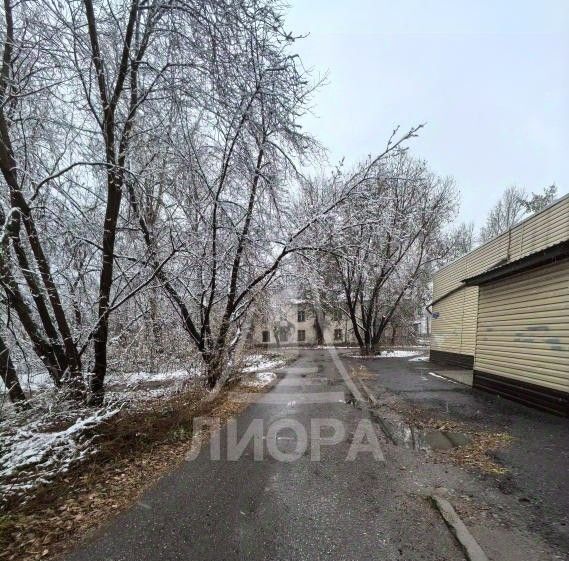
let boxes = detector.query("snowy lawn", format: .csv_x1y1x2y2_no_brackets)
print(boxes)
347,350,421,359
116,369,197,385
240,371,278,387
0,407,120,504
102,368,202,404
314,345,358,349
0,354,284,506
241,353,287,373
408,355,430,362
0,366,201,506
237,352,287,388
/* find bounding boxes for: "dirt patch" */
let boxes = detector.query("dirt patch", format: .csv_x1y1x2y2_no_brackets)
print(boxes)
375,394,513,475
0,381,269,561
441,431,513,475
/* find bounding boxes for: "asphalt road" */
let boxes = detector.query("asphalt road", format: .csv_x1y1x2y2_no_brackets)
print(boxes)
64,349,463,561
345,352,569,553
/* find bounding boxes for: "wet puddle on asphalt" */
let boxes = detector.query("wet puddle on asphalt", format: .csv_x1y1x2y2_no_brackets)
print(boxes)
372,415,471,451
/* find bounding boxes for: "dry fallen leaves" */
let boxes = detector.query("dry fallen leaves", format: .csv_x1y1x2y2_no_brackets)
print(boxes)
0,381,270,561
376,388,514,475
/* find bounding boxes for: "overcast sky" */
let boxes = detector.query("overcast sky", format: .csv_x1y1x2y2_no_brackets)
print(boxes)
286,0,569,227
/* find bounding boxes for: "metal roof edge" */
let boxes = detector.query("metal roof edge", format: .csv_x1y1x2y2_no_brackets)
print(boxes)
434,191,569,279
461,240,569,286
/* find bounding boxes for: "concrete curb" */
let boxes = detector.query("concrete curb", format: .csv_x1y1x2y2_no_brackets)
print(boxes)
431,494,489,561
357,380,400,444
359,376,489,561
358,379,378,405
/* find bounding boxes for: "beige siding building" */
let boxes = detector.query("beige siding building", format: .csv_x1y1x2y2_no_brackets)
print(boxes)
430,195,569,416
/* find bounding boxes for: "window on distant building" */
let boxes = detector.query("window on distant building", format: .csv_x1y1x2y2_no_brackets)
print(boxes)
262,330,270,343
280,330,288,342
333,309,342,322
334,328,342,341
297,309,305,322
297,329,306,342
246,331,253,340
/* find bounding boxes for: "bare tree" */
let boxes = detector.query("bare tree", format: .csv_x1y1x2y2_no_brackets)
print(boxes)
0,0,87,399
0,0,430,406
0,0,206,403
446,221,475,261
521,184,557,214
479,186,527,242
61,0,183,404
122,4,423,388
303,153,457,355
0,331,26,405
479,184,557,243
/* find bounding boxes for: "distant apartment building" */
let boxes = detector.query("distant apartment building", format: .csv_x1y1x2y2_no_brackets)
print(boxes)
430,194,569,416
248,296,428,348
248,299,358,347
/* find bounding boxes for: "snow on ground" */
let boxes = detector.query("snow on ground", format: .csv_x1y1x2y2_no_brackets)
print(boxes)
113,369,198,385
314,345,355,349
347,350,421,359
104,387,184,404
242,353,286,373
5,367,201,394
408,355,429,362
0,366,204,505
0,408,120,504
238,352,288,388
241,371,277,388
105,368,202,402
0,354,284,504
18,370,53,390
101,368,203,406
428,371,459,384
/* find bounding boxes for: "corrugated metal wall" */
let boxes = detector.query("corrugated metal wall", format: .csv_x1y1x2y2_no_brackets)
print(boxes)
431,195,569,358
431,286,478,356
433,234,509,301
474,260,569,394
460,286,479,355
509,196,569,260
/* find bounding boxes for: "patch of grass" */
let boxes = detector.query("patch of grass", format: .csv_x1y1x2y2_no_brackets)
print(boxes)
167,424,193,443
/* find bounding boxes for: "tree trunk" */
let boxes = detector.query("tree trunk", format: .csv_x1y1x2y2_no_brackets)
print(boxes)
0,113,84,397
0,334,27,406
359,342,375,356
360,321,380,356
204,352,224,390
149,289,162,351
361,320,373,355
91,172,123,405
0,257,66,385
314,314,324,346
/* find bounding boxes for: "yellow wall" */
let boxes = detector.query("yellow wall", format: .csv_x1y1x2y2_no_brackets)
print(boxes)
431,286,478,356
431,195,569,359
433,195,569,301
474,260,569,393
